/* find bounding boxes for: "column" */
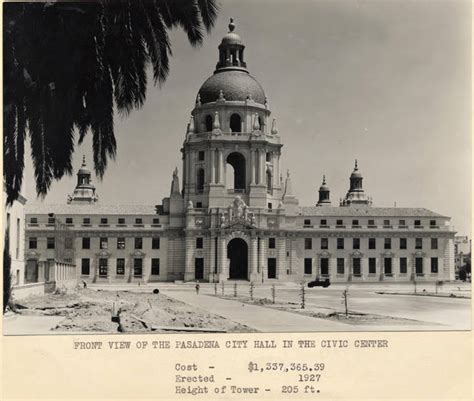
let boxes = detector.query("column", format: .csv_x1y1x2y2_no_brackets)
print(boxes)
209,236,216,282
260,149,266,186
258,237,266,283
250,150,256,185
189,151,196,193
249,237,258,281
218,149,224,185
277,237,286,279
210,148,216,184
218,237,228,282
184,234,194,281
274,153,280,188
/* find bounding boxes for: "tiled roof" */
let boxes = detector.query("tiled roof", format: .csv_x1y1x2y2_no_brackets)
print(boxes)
26,204,159,215
297,206,447,218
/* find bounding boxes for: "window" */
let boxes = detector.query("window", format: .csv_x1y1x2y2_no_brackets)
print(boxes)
83,218,91,225
204,115,213,132
81,259,90,275
431,257,438,273
98,258,108,276
431,238,438,250
269,238,276,249
320,258,329,275
135,218,143,225
352,219,359,226
267,202,272,210
47,237,55,249
368,219,375,226
65,237,73,249
48,217,55,224
353,238,360,250
304,219,311,226
337,258,344,275
152,237,160,249
100,218,108,225
30,217,38,224
65,217,73,224
304,258,312,275
230,113,242,132
368,238,376,249
430,220,437,227
100,237,108,249
196,237,203,249
399,219,406,226
133,258,143,277
336,219,344,226
116,259,125,275
117,237,125,249
153,218,160,224
384,238,391,249
196,168,205,192
118,218,125,225
353,258,361,276
82,237,90,249
196,202,202,208
304,238,312,250
415,257,423,275
400,257,407,274
267,258,277,278
320,219,327,226
414,220,421,227
198,151,205,161
151,258,160,275
321,238,328,250
135,238,143,249
337,238,344,249
384,258,392,275
400,238,407,249
369,258,376,274
383,219,390,227
266,152,271,162
415,238,423,249
29,237,37,249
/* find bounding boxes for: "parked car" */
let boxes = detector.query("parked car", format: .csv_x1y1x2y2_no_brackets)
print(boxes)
307,278,331,288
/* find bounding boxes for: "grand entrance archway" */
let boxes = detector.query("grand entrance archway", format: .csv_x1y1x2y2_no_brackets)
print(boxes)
227,238,248,279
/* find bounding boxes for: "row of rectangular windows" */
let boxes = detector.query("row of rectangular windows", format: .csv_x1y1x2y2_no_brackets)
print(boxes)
303,257,439,275
81,258,161,276
32,237,205,250
303,219,439,227
30,217,161,225
302,237,438,250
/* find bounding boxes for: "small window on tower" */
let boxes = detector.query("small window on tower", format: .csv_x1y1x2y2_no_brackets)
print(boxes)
230,114,242,132
198,151,205,161
204,115,213,132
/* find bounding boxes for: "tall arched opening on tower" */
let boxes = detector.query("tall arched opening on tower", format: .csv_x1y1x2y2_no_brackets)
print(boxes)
226,152,246,192
227,238,248,280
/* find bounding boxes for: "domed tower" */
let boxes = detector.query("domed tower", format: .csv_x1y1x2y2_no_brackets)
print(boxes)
316,175,331,206
181,18,283,210
341,160,372,207
67,156,98,204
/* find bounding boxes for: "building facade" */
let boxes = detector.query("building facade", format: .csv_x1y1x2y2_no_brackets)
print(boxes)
25,20,456,284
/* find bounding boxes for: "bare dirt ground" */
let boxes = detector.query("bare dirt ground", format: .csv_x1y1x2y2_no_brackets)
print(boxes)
213,295,437,326
13,288,254,333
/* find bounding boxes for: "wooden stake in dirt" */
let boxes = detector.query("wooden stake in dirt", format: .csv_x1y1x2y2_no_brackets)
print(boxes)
271,284,276,304
214,282,217,296
300,281,306,309
342,289,349,316
233,282,237,297
221,281,225,296
250,281,255,300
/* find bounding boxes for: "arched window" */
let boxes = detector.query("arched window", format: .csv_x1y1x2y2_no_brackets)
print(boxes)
258,116,264,130
196,169,205,193
226,152,246,192
230,114,242,133
204,115,213,132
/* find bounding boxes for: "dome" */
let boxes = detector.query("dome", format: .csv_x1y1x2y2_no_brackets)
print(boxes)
350,171,362,179
220,32,243,46
78,167,91,175
198,70,266,105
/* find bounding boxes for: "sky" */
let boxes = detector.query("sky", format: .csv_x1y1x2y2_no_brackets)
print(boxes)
23,0,471,236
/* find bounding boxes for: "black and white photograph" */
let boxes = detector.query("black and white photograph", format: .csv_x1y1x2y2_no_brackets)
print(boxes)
3,0,471,339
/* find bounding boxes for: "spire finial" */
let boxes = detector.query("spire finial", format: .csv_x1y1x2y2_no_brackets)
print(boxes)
322,175,326,185
228,18,235,32
82,155,86,165
354,159,358,170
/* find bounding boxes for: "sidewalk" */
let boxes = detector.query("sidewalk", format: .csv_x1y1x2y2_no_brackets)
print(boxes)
161,290,350,332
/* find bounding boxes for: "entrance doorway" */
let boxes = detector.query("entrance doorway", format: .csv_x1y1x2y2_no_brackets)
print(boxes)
195,258,204,280
227,238,248,279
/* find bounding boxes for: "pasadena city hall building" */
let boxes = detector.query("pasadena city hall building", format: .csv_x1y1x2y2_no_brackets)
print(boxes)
25,19,455,285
